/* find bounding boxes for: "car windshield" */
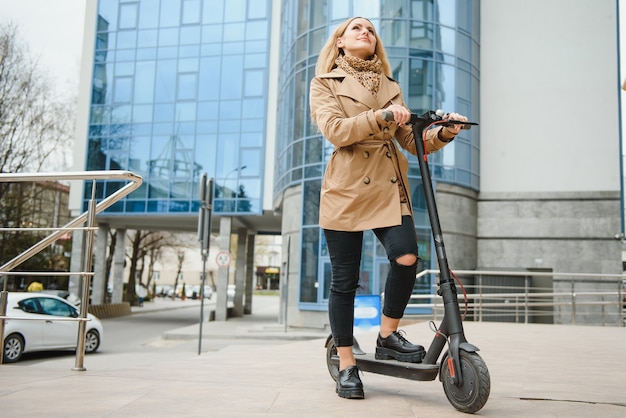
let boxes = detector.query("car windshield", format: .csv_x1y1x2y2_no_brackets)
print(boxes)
38,297,77,317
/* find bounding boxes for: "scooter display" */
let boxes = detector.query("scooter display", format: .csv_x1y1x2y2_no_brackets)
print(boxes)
324,110,490,414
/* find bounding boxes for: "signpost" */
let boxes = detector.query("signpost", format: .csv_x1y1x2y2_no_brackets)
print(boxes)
197,173,214,355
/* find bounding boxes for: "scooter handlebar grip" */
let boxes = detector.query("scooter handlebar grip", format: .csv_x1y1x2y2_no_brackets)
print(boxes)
381,110,394,122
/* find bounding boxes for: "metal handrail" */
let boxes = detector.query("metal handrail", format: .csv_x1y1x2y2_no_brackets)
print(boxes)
408,269,625,326
0,170,142,367
0,171,142,273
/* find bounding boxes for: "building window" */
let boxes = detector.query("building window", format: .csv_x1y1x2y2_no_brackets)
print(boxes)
118,2,138,30
113,76,133,103
182,0,201,25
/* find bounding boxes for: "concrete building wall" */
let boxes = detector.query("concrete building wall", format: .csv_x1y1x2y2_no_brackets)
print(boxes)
480,0,620,194
478,0,622,283
436,183,479,270
477,191,622,274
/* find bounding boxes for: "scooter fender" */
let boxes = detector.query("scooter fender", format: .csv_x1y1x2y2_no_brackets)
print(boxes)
438,342,480,383
324,333,366,355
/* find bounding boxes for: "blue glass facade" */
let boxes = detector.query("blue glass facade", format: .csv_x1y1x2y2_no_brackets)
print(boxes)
274,0,480,310
85,0,270,216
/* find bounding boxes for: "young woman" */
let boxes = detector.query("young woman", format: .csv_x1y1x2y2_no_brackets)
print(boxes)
309,17,468,399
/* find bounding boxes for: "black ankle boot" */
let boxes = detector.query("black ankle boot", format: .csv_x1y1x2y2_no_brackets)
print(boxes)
336,365,364,399
375,330,425,363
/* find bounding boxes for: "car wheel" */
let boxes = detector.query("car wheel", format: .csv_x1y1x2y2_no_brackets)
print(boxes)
85,329,100,353
3,333,25,363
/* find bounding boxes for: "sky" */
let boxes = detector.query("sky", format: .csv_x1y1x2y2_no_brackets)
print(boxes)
0,0,87,97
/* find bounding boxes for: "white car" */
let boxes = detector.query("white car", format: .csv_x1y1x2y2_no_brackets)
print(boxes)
186,285,213,299
1,292,103,363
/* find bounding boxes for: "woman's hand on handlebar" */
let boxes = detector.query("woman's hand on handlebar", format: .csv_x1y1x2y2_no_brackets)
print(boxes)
377,105,411,127
441,112,468,136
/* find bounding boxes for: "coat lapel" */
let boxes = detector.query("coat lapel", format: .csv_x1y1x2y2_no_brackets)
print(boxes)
377,76,402,108
336,74,380,110
332,69,402,111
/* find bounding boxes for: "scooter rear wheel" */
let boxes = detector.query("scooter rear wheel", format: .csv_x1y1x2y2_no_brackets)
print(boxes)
441,351,490,413
325,339,340,382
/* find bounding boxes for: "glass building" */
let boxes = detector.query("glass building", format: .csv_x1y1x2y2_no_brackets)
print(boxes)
74,0,480,326
85,0,272,219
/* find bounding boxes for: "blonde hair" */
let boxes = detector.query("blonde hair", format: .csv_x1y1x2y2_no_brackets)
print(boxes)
314,17,392,77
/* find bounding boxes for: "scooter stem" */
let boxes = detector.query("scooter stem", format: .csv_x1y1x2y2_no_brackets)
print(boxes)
411,112,473,386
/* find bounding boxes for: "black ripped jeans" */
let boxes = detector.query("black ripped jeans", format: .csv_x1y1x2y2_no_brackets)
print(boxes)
324,215,419,347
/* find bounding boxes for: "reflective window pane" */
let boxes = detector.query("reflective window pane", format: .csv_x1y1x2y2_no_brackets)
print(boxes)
354,0,380,19
244,70,264,96
160,0,181,27
240,149,260,177
113,77,133,103
119,3,138,29
437,0,455,27
248,0,267,19
182,0,201,25
224,0,246,22
300,227,320,303
177,73,198,100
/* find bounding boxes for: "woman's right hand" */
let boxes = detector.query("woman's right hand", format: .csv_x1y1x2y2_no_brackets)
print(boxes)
377,104,411,127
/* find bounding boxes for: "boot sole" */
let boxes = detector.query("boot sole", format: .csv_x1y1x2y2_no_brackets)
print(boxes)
375,346,425,363
336,387,365,399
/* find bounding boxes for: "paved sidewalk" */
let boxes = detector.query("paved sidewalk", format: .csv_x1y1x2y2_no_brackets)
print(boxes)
1,297,625,417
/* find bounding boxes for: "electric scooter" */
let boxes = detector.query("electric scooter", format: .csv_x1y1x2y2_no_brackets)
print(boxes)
324,110,490,414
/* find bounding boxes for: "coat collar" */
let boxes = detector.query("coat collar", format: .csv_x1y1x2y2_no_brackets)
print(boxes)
318,67,402,110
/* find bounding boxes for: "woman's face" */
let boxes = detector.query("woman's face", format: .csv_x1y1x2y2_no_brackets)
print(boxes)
337,18,377,59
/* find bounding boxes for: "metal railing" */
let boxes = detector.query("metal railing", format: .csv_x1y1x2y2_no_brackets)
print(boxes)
408,269,625,326
0,171,142,367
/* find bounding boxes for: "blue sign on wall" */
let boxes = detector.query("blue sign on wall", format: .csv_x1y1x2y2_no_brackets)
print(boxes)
354,295,381,333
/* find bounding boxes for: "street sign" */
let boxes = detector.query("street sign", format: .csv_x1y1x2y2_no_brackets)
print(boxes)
216,251,231,268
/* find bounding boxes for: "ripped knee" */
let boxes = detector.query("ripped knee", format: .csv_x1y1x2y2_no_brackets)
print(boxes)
395,253,418,266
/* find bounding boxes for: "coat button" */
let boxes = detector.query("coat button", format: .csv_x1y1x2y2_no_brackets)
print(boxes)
390,177,398,183
363,177,370,184
386,151,391,158
363,151,369,158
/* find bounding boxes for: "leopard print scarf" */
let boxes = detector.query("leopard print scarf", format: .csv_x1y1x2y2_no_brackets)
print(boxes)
335,54,382,96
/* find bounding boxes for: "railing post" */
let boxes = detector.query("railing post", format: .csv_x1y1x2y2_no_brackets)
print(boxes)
72,182,97,371
571,280,576,325
0,280,6,364
478,274,483,322
524,276,529,324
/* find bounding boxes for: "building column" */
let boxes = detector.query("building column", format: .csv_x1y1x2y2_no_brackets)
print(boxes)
244,233,255,315
91,224,109,305
111,229,126,304
215,217,232,321
232,228,247,317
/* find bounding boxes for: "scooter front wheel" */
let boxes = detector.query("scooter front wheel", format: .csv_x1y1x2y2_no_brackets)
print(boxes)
441,351,490,413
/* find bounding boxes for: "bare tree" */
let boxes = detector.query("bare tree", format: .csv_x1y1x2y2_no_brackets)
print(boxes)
0,22,74,174
0,23,75,283
172,250,185,300
123,230,191,305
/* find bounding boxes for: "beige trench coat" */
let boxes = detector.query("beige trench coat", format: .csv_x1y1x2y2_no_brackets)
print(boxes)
310,67,449,231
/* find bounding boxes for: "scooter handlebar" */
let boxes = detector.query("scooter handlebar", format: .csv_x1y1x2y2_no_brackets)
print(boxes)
381,110,477,130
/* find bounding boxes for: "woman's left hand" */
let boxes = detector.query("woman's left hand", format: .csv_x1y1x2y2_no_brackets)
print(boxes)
441,112,468,136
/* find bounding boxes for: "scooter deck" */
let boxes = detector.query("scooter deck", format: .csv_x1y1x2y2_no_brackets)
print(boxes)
330,353,440,381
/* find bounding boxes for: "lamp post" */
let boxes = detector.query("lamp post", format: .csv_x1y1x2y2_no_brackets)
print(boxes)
223,165,247,198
